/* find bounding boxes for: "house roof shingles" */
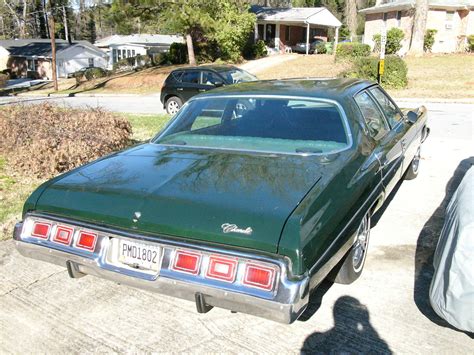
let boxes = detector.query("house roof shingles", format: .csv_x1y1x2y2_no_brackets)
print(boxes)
360,0,474,13
251,6,342,27
0,39,104,58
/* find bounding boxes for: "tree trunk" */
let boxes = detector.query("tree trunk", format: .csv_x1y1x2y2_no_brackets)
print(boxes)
21,0,28,38
345,0,358,39
186,33,196,66
408,0,428,56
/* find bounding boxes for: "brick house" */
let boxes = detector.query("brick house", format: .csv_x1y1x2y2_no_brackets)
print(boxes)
251,6,342,54
360,0,474,54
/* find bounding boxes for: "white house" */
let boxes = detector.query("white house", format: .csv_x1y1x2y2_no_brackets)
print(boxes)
95,34,184,68
0,39,107,79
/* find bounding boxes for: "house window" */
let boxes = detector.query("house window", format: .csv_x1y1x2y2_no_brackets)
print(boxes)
383,12,388,23
285,26,291,41
27,59,35,71
257,24,264,40
446,11,454,29
132,50,135,57
112,49,117,63
127,49,131,57
88,58,94,67
397,11,402,27
117,49,122,60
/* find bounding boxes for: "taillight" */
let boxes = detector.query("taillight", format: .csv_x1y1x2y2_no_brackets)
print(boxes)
243,263,275,291
172,250,201,275
75,231,97,251
52,225,74,245
31,222,51,239
206,255,237,282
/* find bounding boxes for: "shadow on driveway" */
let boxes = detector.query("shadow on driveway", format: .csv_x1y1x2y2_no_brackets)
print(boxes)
300,296,392,354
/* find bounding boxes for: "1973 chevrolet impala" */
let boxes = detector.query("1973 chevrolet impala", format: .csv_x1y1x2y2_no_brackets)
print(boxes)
14,79,429,323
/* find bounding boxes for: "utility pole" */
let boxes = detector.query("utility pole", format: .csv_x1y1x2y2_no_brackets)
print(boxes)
49,2,58,91
62,5,69,42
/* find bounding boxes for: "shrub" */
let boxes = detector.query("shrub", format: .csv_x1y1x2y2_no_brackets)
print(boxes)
84,67,108,80
168,42,188,64
112,57,136,72
0,73,8,88
336,42,371,60
253,39,267,59
340,55,408,89
0,104,132,178
424,29,437,52
315,42,327,54
467,35,474,52
373,28,405,54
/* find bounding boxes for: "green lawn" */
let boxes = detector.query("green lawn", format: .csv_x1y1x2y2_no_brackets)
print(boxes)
0,113,172,241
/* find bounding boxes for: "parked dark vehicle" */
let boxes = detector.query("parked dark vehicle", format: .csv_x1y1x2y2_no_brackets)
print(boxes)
292,39,325,54
14,79,429,324
160,65,257,114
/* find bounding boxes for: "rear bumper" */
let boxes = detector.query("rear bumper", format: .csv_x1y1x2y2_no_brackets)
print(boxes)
13,217,309,324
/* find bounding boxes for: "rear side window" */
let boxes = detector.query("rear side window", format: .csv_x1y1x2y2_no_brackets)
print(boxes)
181,71,200,84
354,91,389,140
171,71,183,82
369,87,402,127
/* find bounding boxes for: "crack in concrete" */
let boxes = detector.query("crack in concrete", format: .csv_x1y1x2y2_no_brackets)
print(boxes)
0,269,66,297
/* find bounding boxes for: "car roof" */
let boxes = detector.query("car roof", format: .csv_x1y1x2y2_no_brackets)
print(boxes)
171,64,239,73
195,78,375,102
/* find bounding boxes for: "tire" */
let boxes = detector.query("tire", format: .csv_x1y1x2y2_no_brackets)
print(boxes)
329,212,371,284
404,147,421,180
165,96,183,115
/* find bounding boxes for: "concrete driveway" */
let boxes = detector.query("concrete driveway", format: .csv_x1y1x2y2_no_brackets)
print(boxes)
0,102,473,353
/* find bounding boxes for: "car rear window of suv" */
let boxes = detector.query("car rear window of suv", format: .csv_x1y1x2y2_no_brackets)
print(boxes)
153,96,351,155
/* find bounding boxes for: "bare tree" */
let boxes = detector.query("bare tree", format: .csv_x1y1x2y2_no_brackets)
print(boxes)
409,0,428,56
345,0,358,39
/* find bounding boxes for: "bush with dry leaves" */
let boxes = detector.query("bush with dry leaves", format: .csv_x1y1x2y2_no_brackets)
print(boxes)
0,103,132,178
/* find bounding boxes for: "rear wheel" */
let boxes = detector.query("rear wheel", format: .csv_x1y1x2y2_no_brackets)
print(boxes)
165,96,182,115
405,147,421,180
329,212,371,284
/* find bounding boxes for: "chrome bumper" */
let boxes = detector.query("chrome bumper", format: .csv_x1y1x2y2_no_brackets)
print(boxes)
13,218,309,324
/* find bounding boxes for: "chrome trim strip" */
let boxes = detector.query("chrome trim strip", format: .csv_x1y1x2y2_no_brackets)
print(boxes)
152,95,354,157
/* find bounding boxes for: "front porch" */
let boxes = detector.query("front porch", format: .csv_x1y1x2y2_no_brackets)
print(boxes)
251,7,342,55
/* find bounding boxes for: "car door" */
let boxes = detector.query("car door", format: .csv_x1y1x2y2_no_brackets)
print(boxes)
354,90,403,197
198,71,223,93
369,86,417,176
178,70,201,102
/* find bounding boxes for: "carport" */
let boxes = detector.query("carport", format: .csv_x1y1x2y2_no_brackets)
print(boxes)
251,6,342,54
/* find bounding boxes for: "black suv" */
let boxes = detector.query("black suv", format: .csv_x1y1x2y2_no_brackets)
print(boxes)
160,65,257,114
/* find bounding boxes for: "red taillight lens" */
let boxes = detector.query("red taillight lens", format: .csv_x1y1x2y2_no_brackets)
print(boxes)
206,255,237,282
31,222,51,239
243,263,275,291
52,225,74,245
76,231,97,251
172,250,201,274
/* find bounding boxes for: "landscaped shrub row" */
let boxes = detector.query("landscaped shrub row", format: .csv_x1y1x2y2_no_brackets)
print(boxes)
0,73,7,88
340,55,408,89
0,104,132,178
335,42,371,60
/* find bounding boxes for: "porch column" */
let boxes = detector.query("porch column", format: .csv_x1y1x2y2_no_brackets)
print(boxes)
263,24,267,41
254,22,258,42
334,26,339,60
305,22,310,55
275,23,280,53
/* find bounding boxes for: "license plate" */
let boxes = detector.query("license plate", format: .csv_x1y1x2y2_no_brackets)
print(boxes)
118,240,161,272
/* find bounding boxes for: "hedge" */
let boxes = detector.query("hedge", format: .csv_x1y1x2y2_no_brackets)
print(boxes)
340,55,408,89
336,42,371,60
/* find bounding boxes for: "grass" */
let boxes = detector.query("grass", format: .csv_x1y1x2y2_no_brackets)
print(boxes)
256,53,474,99
0,113,172,241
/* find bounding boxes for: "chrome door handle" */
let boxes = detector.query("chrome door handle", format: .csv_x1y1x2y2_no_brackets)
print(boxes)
177,88,183,91
198,89,206,92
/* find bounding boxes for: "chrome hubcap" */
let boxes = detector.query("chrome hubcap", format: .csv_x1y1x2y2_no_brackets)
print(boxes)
353,213,370,272
412,148,421,174
167,101,180,114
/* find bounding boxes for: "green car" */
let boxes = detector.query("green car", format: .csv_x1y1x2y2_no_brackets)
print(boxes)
14,79,429,323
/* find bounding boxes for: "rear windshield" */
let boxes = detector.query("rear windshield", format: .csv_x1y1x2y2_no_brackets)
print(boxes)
153,97,350,155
